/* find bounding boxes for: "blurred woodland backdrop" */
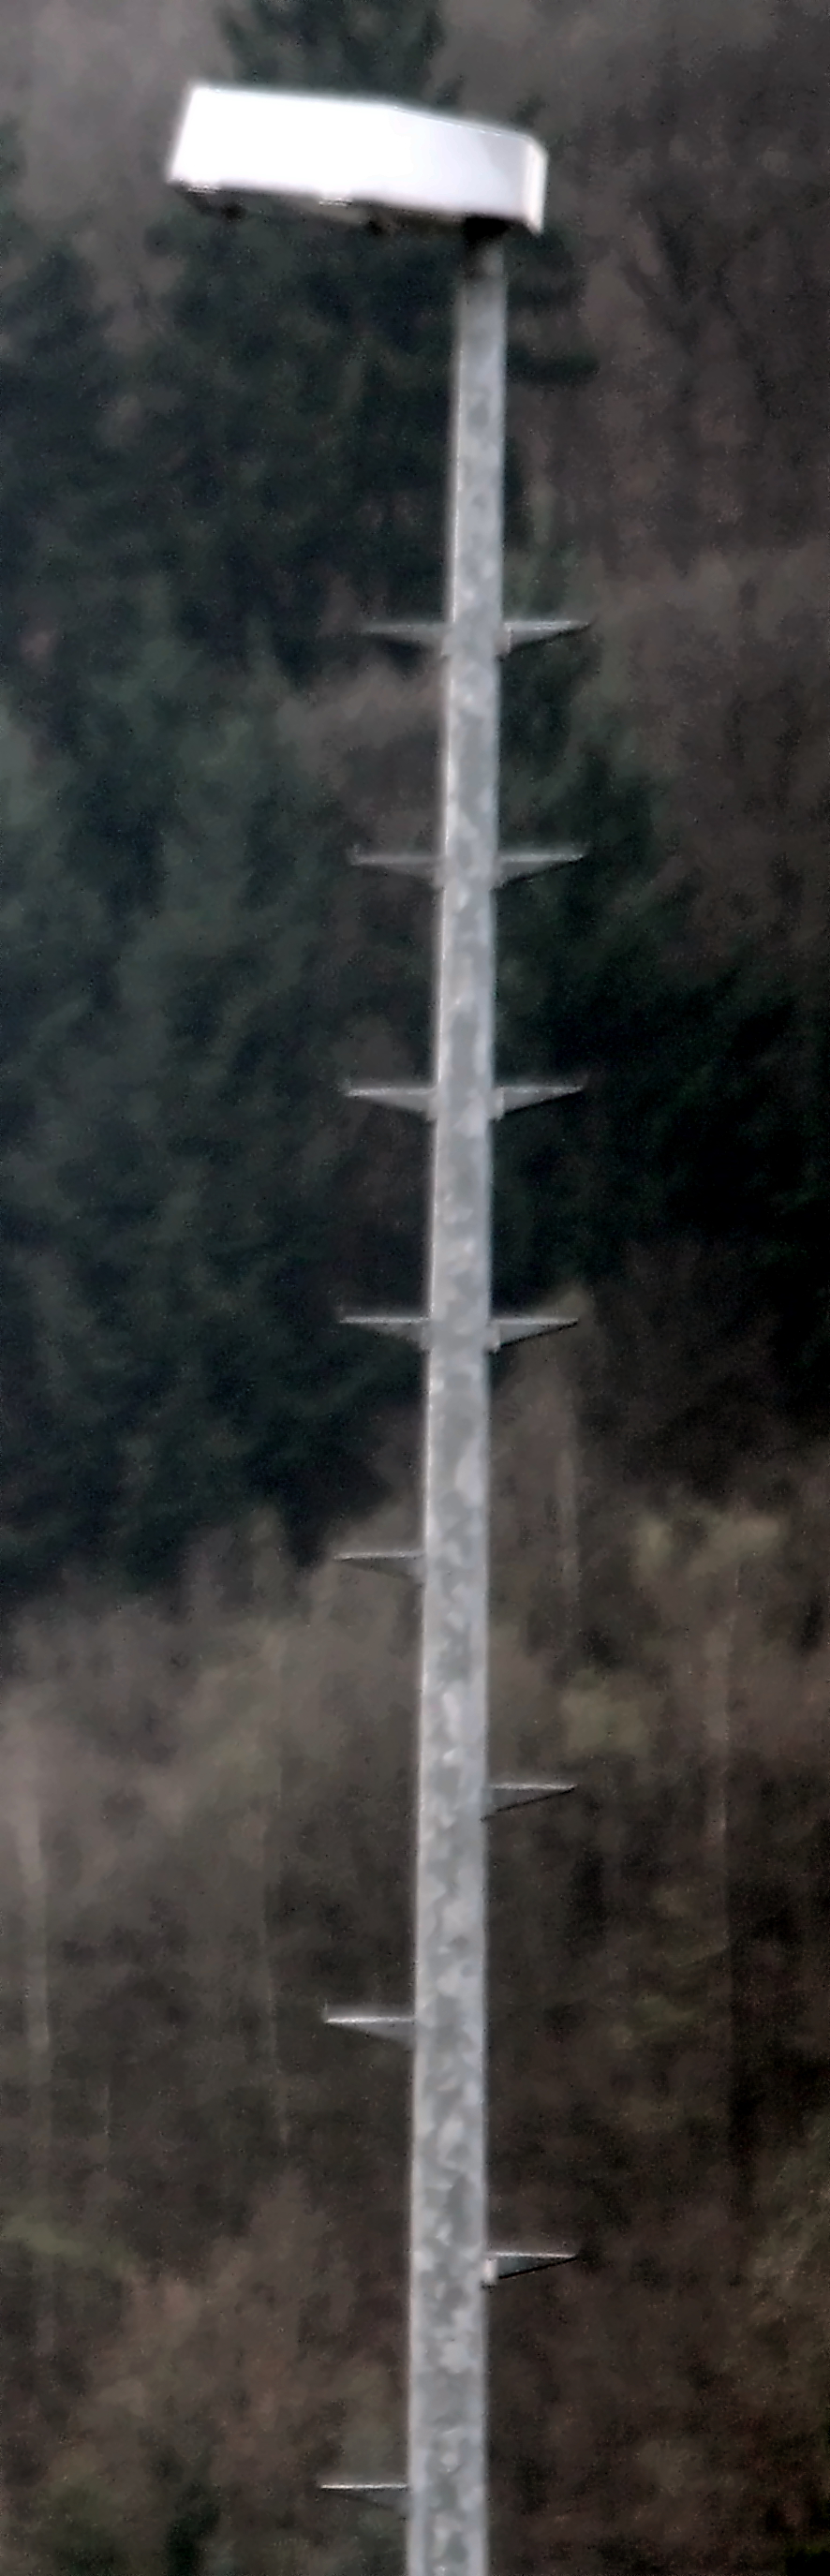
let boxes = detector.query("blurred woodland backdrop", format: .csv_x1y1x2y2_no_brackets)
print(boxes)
0,1,829,2570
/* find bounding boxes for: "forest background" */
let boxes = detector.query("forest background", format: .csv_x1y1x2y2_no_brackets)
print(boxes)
0,0,829,2570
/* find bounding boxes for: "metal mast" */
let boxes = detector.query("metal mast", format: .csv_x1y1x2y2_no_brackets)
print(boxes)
405,226,508,2576
165,84,585,2576
335,229,583,2576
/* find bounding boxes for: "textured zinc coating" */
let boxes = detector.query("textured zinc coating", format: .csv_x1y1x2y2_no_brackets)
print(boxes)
407,230,507,2576
162,84,584,2576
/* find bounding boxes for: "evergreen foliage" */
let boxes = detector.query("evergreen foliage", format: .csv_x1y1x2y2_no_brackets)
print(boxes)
3,630,392,1596
221,0,445,92
128,0,592,673
0,0,827,1610
495,636,830,1408
0,124,126,692
0,694,109,1593
2,5,830,2566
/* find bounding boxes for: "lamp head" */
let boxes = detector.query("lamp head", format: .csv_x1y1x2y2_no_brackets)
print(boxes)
166,87,548,236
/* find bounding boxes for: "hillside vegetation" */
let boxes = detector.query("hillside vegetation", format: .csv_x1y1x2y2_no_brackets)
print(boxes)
0,0,828,2569
2,0,827,970
4,1334,830,2572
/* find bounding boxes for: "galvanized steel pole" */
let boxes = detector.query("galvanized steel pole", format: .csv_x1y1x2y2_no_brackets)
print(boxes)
408,225,505,2576
330,218,584,2576
165,77,585,2576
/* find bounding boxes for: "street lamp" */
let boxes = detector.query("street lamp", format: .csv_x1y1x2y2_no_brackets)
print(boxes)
168,81,584,2576
167,84,548,231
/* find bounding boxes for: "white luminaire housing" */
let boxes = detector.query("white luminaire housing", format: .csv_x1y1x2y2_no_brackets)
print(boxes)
166,85,548,235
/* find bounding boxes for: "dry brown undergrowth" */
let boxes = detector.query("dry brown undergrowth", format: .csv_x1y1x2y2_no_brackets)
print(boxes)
2,1321,830,2567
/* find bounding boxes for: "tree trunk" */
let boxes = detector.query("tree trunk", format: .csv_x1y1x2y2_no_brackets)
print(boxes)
554,1364,581,1666
9,1726,54,2363
704,1574,740,2206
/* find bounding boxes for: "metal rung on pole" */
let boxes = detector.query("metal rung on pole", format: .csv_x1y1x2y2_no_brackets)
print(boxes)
336,1547,425,1581
345,1080,583,1119
486,1315,578,1350
323,2009,415,2047
501,615,590,653
493,1080,584,1115
345,1083,436,1117
341,1312,578,1351
351,845,585,885
340,1312,430,1346
351,851,438,880
483,2248,578,2282
359,615,590,656
321,2483,409,2517
496,847,585,881
485,1780,576,1814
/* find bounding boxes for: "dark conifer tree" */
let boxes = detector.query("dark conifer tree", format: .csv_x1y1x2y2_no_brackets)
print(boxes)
0,19,825,1613
7,640,393,1596
0,124,127,699
222,0,445,91
131,0,592,674
495,631,828,1420
0,691,110,1594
